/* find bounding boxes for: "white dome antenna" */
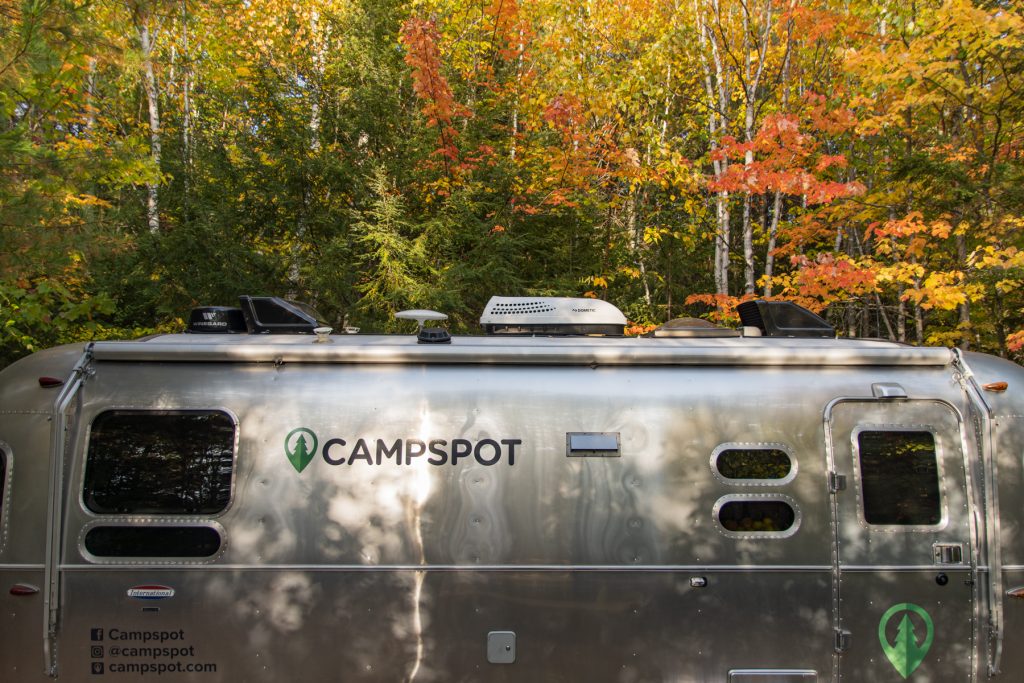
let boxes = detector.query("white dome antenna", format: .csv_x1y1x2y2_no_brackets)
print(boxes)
395,309,448,333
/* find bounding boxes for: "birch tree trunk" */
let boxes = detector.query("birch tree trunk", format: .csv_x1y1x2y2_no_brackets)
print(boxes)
741,0,773,295
764,9,795,297
136,6,161,234
289,9,329,294
697,0,731,298
181,0,192,201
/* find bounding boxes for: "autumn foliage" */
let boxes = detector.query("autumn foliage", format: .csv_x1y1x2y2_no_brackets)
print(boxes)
1,0,1023,365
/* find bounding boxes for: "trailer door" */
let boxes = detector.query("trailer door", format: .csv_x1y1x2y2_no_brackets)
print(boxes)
828,399,975,681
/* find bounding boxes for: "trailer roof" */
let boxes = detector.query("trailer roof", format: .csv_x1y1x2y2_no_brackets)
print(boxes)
88,333,954,367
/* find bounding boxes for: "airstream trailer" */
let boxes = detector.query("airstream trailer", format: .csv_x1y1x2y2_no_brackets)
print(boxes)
1,295,1022,682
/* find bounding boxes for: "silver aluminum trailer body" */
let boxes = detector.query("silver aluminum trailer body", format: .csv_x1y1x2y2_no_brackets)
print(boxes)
1,331,1023,682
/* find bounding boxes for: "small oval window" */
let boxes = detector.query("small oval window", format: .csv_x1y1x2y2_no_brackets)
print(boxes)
718,500,796,533
84,525,222,558
714,447,793,481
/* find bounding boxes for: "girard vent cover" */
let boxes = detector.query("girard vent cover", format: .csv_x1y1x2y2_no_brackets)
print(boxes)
480,296,627,336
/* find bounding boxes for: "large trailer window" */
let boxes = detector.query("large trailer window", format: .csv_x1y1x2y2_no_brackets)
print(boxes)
84,410,235,515
857,430,941,526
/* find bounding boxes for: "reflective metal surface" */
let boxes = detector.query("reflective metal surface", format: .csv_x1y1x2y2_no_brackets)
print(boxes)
0,334,1021,681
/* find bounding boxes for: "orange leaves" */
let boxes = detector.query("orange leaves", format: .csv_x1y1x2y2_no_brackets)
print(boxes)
400,17,471,172
783,253,878,305
706,98,864,205
485,0,531,62
683,293,757,324
624,322,658,336
1008,331,1024,354
782,3,852,44
542,94,581,130
867,213,953,258
401,18,469,126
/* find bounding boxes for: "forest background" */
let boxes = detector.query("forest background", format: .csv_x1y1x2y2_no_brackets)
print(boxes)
2,0,1023,368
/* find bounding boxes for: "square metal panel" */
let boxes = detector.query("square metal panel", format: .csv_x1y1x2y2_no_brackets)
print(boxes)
487,631,516,664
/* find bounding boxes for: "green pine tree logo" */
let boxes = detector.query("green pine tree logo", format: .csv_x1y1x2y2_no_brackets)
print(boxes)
285,428,318,473
878,603,934,678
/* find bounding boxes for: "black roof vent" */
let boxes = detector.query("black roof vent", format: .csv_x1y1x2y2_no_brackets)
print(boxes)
238,296,326,334
737,300,835,338
417,327,452,344
187,306,247,334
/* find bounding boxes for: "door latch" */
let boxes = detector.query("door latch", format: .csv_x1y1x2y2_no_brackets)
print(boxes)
933,543,964,565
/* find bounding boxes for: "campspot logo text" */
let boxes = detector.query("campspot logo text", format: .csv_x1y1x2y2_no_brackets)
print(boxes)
285,428,521,473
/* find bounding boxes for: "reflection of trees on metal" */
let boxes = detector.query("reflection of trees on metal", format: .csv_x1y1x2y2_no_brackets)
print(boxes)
84,411,235,514
858,431,940,526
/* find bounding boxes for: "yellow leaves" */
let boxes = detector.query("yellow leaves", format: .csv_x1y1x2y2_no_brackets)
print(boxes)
643,225,668,244
970,245,1024,270
902,271,985,311
918,272,967,310
996,279,1019,295
875,261,925,286
64,194,111,210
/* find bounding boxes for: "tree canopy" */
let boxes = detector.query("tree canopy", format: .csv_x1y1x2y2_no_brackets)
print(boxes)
2,0,1022,366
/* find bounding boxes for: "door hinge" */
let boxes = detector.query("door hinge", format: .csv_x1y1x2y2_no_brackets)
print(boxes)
834,629,851,653
828,472,847,493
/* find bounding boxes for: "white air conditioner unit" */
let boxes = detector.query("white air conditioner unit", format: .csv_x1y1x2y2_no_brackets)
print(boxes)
480,296,627,336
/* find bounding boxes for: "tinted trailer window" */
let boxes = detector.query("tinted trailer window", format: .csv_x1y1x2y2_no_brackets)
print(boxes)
857,430,941,526
84,410,235,515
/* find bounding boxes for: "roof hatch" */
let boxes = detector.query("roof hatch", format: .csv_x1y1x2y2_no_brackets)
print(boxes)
480,296,626,336
188,296,328,334
737,300,835,338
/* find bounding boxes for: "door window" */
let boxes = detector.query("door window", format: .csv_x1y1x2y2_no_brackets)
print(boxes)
857,429,941,526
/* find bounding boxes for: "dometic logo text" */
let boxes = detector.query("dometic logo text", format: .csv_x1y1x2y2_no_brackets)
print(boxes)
285,428,521,472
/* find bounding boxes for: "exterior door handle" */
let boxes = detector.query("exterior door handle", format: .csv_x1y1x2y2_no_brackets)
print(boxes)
9,583,40,596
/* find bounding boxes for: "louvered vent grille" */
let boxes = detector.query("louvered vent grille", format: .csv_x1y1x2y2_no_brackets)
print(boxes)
489,301,557,316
